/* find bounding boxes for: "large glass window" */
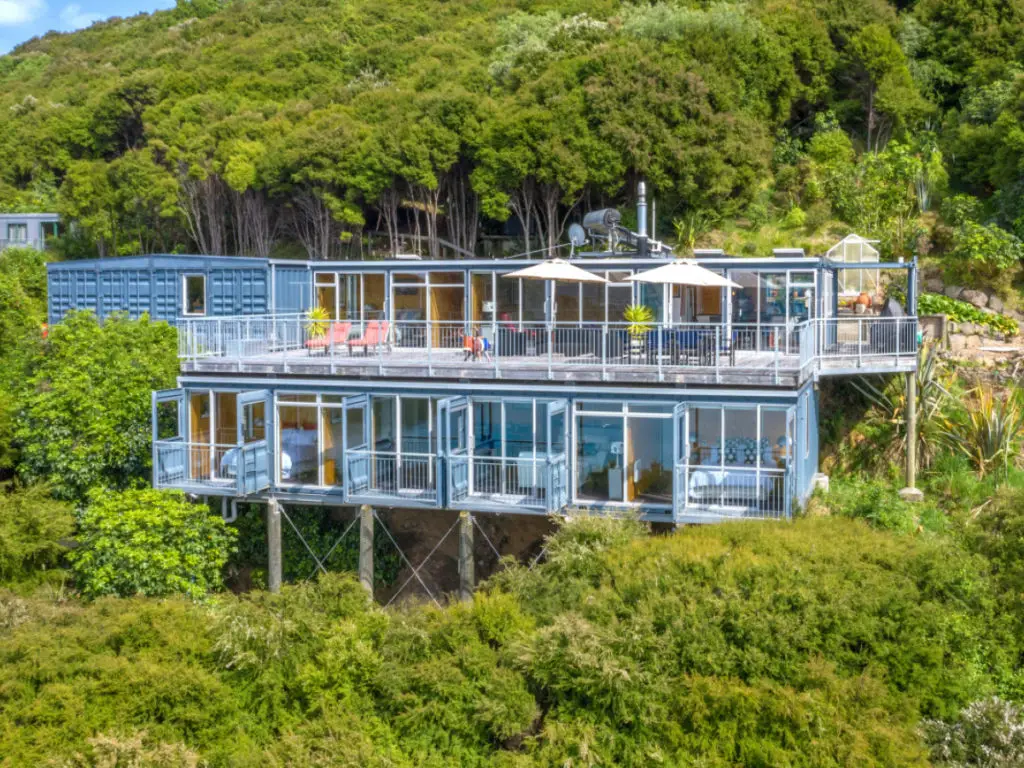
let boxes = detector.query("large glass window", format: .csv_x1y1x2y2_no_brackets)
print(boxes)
401,397,432,454
473,400,500,456
496,275,519,326
522,280,546,323
471,272,495,325
321,408,344,486
241,400,265,443
576,415,624,502
372,397,396,451
691,407,722,466
346,404,366,449
314,273,337,319
504,401,533,458
6,223,28,242
761,408,788,469
184,274,206,316
723,408,758,467
555,283,580,323
627,416,672,503
363,274,385,319
278,404,318,484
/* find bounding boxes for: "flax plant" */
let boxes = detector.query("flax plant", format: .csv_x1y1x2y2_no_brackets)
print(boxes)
850,344,951,469
940,387,1024,478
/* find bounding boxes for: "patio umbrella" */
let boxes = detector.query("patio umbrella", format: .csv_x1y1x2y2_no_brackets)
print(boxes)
626,260,740,288
502,259,608,322
502,259,609,284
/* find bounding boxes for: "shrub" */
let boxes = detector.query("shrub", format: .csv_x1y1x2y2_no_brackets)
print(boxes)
821,476,946,533
919,292,1018,336
0,484,74,585
15,311,178,501
924,697,1024,767
945,221,1023,297
70,489,236,599
781,204,806,229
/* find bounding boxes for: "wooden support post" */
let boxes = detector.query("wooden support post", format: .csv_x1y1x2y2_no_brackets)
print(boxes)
267,497,282,593
359,505,374,596
899,370,923,502
459,510,474,602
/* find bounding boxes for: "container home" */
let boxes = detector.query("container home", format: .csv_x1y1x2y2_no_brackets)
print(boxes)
47,254,272,325
48,227,918,525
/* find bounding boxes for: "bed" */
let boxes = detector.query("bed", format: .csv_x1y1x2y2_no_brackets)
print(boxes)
219,427,316,481
686,438,781,513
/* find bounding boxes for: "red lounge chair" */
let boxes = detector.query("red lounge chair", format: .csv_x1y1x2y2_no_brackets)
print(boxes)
348,320,390,355
305,322,352,355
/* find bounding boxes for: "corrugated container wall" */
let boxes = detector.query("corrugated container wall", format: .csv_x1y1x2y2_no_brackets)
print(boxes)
46,256,271,325
271,263,312,315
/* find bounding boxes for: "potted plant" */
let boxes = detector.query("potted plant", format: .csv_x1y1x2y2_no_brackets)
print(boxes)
305,306,330,339
623,304,654,360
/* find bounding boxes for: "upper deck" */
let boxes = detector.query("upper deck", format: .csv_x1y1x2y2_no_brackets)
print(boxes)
177,252,919,387
179,313,917,388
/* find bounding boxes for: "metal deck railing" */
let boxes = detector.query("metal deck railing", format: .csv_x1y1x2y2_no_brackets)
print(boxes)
177,315,915,383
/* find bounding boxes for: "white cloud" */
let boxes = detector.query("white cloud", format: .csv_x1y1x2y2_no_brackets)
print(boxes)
59,3,101,30
0,0,47,27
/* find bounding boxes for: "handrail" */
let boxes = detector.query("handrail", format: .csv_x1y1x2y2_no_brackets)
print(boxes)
177,315,919,379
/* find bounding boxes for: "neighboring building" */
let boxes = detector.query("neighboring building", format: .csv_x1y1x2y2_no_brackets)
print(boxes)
0,213,60,251
46,223,918,529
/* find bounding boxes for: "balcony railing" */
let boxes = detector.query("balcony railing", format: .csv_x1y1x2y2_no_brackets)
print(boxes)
345,450,437,503
676,464,790,520
179,315,914,382
153,440,237,490
448,453,568,512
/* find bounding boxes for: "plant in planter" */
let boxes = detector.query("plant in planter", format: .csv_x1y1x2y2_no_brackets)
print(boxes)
623,304,654,360
305,306,330,339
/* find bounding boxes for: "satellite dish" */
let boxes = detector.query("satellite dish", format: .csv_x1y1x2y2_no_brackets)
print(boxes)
568,223,587,247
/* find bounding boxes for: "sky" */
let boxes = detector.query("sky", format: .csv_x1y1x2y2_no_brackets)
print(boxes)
0,0,174,54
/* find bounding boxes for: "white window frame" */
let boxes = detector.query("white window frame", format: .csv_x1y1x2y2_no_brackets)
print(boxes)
182,274,207,317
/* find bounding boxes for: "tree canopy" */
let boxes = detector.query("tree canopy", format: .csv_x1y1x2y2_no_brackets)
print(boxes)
3,0,1023,267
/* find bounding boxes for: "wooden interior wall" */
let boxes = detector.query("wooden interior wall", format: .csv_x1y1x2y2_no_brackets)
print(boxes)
215,392,236,444
470,274,489,324
364,275,385,316
699,287,722,316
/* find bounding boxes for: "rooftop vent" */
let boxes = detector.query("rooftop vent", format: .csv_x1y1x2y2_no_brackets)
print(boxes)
693,249,726,257
773,248,806,258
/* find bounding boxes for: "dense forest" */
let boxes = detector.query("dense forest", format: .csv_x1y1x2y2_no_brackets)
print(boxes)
0,0,1023,292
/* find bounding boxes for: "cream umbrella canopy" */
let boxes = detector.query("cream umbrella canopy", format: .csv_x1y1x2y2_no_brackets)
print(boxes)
625,260,740,288
502,259,608,322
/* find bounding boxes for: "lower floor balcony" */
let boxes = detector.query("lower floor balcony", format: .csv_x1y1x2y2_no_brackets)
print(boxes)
152,387,818,523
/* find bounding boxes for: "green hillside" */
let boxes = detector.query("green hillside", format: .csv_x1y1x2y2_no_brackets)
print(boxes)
1,0,1023,289
2,514,1023,766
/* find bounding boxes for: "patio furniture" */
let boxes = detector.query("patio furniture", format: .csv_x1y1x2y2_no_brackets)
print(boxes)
348,320,391,356
304,321,352,355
